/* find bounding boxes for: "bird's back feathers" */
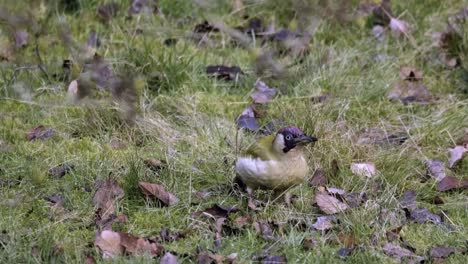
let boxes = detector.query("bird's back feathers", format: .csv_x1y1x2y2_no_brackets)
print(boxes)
244,134,276,160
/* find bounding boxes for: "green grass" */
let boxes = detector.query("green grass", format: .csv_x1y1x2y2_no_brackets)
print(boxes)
1,0,467,263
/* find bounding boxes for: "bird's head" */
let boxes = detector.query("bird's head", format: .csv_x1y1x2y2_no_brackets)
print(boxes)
272,126,317,154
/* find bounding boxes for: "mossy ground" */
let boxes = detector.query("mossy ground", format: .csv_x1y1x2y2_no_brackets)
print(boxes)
0,0,467,263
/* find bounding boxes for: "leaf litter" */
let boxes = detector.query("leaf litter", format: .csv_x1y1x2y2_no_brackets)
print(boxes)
138,181,179,206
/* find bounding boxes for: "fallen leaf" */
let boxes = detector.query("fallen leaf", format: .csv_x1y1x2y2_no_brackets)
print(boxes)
312,216,334,231
94,230,123,258
98,2,120,22
326,187,346,195
233,215,251,229
250,81,276,104
26,125,55,141
161,252,179,264
399,190,417,210
93,179,124,229
400,67,423,81
409,208,441,224
383,243,424,262
138,182,179,206
337,247,354,258
191,204,240,219
144,159,167,171
315,192,349,214
426,160,447,182
430,246,456,259
253,220,274,240
236,105,259,131
447,145,467,168
388,82,432,103
389,17,410,37
309,168,328,187
119,233,164,256
13,30,28,47
303,237,317,250
48,163,74,178
350,162,377,178
437,176,468,192
206,65,243,81
338,233,357,248
159,228,184,242
342,192,367,208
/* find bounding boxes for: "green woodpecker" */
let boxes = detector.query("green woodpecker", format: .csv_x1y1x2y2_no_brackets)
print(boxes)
235,126,317,201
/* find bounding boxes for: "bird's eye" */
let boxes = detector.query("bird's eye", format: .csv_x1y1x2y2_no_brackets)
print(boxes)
285,135,292,141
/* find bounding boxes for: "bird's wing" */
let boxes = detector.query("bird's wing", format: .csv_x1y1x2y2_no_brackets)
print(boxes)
244,134,275,160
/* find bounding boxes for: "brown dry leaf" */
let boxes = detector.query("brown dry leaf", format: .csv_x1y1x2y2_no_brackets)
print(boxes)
303,237,317,250
250,80,277,104
253,220,274,240
350,162,377,178
400,67,423,81
48,163,74,178
144,159,167,171
138,182,179,206
161,252,179,264
233,215,251,229
192,204,240,219
312,216,334,231
309,168,327,187
399,190,417,210
426,160,447,182
388,81,432,103
26,125,55,141
437,176,468,192
382,243,424,262
389,67,432,103
94,230,123,258
447,145,467,168
342,192,367,208
409,208,441,224
389,17,410,37
120,233,164,256
430,246,456,259
93,179,124,229
315,192,348,214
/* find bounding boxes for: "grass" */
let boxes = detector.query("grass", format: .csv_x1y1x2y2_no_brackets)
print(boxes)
0,0,467,263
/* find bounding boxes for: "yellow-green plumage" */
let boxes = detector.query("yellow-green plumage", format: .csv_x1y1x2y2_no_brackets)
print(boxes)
235,132,312,191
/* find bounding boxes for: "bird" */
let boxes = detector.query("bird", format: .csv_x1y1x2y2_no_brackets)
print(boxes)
234,126,317,204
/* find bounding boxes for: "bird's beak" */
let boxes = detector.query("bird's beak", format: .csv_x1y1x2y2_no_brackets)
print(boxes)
294,135,318,145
